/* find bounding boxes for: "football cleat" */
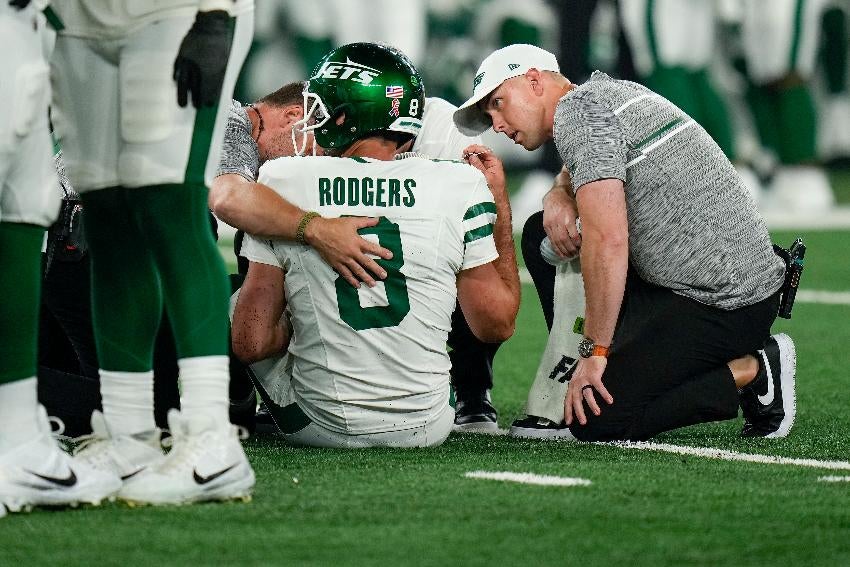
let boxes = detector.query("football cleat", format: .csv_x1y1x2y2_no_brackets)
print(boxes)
0,406,121,514
739,333,797,438
119,409,255,506
254,402,277,435
72,411,165,482
453,389,501,433
509,416,577,440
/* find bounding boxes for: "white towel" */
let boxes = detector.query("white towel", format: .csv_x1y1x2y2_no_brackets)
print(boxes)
524,258,586,423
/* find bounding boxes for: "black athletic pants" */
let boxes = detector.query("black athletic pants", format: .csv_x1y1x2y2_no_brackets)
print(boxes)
39,254,180,436
522,212,780,441
447,304,502,398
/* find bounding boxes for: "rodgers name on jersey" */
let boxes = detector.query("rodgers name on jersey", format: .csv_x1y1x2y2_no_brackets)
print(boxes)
242,154,497,435
318,175,417,208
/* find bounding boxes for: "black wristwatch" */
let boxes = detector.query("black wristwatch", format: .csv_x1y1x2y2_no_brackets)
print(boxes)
578,337,609,358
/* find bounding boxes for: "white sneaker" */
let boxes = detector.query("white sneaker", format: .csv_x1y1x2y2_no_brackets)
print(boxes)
119,410,255,506
72,411,165,482
0,407,121,515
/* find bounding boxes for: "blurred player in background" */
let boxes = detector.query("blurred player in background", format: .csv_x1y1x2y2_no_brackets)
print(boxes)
231,43,520,448
49,0,255,505
0,0,119,516
739,0,835,210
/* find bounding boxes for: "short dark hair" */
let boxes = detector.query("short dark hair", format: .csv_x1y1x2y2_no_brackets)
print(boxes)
256,81,305,107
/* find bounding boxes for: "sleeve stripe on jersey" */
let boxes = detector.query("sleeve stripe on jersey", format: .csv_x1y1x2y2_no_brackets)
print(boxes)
463,202,497,221
464,224,494,243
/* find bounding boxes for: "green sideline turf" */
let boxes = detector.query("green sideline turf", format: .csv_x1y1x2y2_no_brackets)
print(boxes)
3,232,848,566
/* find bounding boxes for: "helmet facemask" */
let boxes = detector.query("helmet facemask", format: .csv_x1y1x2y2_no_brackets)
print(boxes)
291,89,328,156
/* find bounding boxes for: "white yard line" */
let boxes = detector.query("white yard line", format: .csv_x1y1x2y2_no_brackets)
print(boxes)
607,441,850,471
518,268,850,306
465,471,592,487
818,476,850,482
795,289,850,305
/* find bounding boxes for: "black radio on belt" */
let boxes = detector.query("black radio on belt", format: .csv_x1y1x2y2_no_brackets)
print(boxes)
773,237,805,319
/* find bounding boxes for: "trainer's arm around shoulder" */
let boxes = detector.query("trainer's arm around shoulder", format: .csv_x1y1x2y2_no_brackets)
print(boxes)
456,145,521,343
231,259,290,364
210,171,392,287
210,173,306,239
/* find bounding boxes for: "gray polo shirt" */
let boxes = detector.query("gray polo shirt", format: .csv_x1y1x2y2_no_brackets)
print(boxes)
554,71,784,310
217,100,260,182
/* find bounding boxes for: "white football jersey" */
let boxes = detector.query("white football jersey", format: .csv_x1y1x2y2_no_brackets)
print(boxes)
51,0,253,39
242,155,498,434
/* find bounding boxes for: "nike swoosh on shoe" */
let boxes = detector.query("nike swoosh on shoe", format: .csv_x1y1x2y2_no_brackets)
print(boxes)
25,468,78,488
121,468,145,481
193,464,237,486
757,349,775,405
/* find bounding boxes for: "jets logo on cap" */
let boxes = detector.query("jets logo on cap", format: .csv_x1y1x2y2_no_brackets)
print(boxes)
473,72,485,90
508,63,520,71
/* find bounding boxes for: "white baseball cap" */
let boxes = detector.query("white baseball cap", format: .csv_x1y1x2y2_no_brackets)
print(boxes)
453,44,560,136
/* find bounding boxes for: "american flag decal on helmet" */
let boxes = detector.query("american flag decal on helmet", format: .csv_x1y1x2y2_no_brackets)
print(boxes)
386,86,404,98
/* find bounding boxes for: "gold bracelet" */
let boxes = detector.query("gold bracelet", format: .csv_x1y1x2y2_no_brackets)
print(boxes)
296,211,321,244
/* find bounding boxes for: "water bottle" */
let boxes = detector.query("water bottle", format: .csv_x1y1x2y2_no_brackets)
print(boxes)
539,217,581,266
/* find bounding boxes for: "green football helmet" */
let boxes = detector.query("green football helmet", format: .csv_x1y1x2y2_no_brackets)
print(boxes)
293,42,425,154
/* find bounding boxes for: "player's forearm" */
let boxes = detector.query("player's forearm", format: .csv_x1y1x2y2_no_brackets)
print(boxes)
232,305,287,363
490,187,521,323
210,175,305,239
580,230,628,347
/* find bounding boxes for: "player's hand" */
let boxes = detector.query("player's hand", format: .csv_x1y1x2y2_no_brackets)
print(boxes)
565,357,613,426
304,216,393,289
173,10,232,108
543,187,582,259
8,0,31,9
463,144,507,196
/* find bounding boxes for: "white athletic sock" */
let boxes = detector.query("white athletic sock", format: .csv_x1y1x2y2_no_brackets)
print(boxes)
178,355,230,429
0,377,41,451
99,369,156,436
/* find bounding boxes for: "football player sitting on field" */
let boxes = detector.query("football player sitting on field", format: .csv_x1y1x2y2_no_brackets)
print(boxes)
230,42,520,448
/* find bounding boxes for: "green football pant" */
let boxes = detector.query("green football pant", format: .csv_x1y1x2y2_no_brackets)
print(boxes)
81,184,229,372
0,223,44,383
747,82,817,164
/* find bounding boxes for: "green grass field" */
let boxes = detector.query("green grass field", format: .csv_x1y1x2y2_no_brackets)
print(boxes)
4,221,850,565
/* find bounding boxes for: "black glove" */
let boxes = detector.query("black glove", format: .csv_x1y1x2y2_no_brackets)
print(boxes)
9,0,32,9
173,10,233,108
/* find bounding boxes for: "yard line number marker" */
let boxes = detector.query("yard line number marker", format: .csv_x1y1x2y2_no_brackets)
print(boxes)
465,471,591,487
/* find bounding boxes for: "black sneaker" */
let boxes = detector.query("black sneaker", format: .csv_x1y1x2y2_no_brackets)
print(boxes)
254,402,278,435
454,390,500,433
739,333,797,438
509,415,576,439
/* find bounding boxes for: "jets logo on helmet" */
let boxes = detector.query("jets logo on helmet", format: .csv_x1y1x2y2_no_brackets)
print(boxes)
292,42,425,154
313,59,381,85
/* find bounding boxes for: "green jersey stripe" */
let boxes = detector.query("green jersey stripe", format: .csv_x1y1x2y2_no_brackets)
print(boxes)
183,17,235,185
464,224,493,243
646,0,659,68
633,118,684,150
789,0,805,69
463,202,497,221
